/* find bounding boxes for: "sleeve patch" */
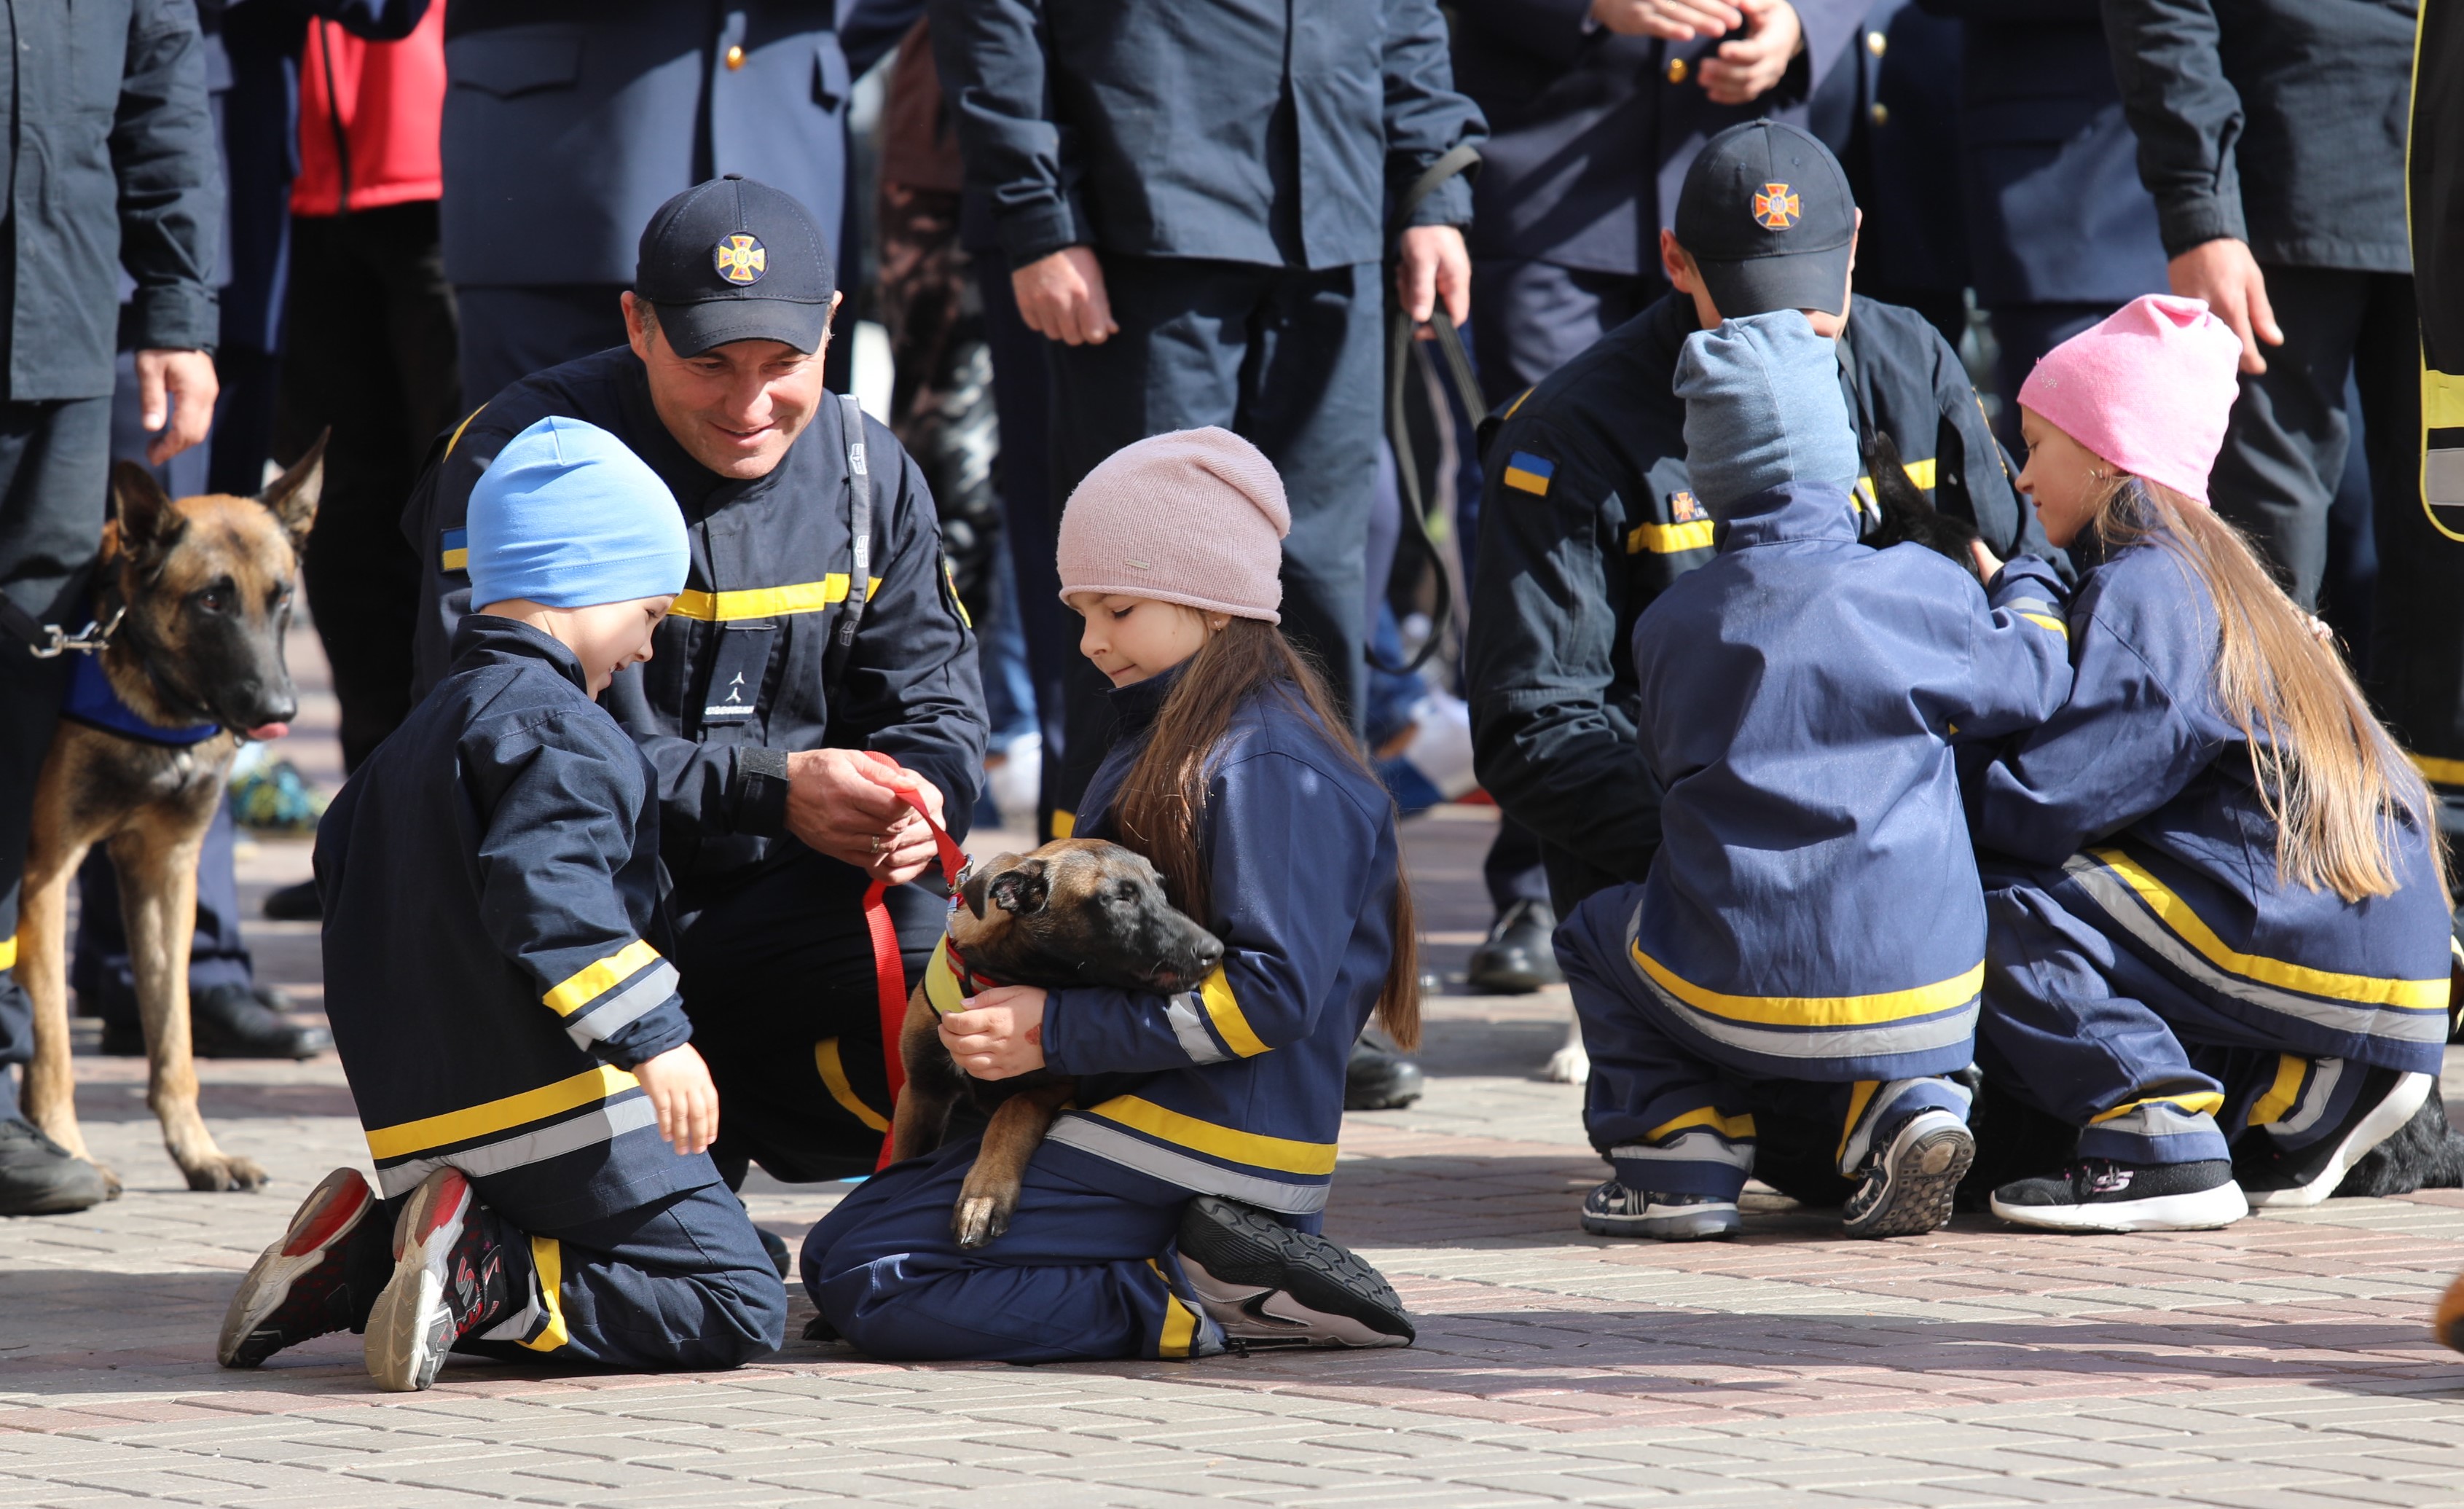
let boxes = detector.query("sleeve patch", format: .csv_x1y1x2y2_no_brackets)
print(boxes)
1502,452,1555,495
440,528,468,573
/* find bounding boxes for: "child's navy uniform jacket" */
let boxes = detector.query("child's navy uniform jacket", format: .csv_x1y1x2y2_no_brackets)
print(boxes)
1968,530,2452,1068
1033,667,1400,1222
1569,479,2076,1081
316,616,713,1226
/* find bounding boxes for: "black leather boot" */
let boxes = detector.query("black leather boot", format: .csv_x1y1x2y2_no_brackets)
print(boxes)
1467,898,1563,994
262,878,322,922
1343,1040,1425,1110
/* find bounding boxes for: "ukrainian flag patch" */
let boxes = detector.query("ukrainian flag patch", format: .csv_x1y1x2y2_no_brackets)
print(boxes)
440,528,468,573
1502,451,1555,495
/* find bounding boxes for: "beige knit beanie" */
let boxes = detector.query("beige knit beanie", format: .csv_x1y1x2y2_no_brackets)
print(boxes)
1055,427,1290,622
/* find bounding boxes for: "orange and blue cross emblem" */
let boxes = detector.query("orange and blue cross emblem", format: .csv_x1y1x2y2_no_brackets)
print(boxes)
1751,183,1801,230
713,233,768,285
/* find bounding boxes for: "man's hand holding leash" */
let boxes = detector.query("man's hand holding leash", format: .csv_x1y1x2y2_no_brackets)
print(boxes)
784,748,948,885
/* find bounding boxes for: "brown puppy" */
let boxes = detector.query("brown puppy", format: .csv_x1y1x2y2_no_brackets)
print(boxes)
886,838,1223,1247
19,443,323,1194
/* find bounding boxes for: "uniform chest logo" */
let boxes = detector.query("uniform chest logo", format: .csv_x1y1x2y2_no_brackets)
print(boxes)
714,234,768,285
1751,183,1801,231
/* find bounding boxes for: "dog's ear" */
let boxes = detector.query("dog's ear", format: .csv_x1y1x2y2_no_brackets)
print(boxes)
986,858,1049,917
259,431,326,550
109,461,181,565
959,858,1008,921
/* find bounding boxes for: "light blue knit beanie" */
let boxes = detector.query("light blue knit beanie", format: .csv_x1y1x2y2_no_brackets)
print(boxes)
1672,310,1860,516
467,417,689,610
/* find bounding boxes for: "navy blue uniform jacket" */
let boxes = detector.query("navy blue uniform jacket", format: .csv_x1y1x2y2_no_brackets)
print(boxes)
1569,479,2073,1080
404,345,986,889
1451,0,1860,275
1033,667,1402,1221
1463,291,2037,904
316,617,711,1224
930,0,1484,270
1969,530,2452,1065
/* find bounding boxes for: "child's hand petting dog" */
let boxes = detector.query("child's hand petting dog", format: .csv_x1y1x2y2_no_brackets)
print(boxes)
939,986,1048,1080
633,1043,720,1155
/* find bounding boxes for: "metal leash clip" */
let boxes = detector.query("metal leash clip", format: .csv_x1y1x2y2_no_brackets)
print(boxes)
27,605,126,659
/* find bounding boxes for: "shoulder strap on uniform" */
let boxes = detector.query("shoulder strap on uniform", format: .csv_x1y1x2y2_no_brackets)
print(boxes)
836,393,873,650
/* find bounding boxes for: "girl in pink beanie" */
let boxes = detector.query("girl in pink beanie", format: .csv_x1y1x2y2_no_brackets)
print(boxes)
1963,294,2451,1235
804,429,1426,1361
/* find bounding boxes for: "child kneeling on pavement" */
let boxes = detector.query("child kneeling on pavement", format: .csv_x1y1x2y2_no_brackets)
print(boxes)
1558,310,2077,1242
1965,296,2453,1233
803,428,1419,1360
216,416,786,1390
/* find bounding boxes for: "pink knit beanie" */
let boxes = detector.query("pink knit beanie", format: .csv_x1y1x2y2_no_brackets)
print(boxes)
1056,427,1290,622
2017,294,2243,504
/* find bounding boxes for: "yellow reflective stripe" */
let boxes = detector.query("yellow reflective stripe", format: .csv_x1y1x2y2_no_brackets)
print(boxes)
2428,369,2464,430
1836,1080,1880,1164
1628,519,1719,555
2248,1054,2308,1129
520,1235,569,1352
0,934,15,971
922,937,970,1019
668,576,883,622
1086,1094,1338,1176
2087,848,2449,1009
1902,456,1937,490
1198,965,1269,1058
1503,387,1532,420
1630,941,1982,1028
815,1038,890,1132
443,403,488,460
1147,1258,1197,1358
544,939,662,1018
1647,1105,1757,1144
2091,1091,2225,1124
2409,750,2464,787
364,1064,638,1161
1051,810,1076,839
2018,612,2069,637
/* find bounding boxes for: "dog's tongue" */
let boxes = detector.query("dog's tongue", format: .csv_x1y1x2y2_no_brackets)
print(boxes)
245,721,290,742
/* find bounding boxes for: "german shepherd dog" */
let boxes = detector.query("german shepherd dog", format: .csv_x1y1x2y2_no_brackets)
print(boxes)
886,839,1224,1247
18,442,323,1194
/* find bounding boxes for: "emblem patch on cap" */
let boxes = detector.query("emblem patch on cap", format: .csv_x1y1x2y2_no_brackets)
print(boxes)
714,234,768,286
1751,183,1801,231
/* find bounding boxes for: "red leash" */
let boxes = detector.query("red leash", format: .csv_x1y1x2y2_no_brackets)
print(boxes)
857,752,968,1169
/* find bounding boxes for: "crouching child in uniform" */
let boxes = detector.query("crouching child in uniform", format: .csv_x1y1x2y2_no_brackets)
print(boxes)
803,430,1420,1360
216,416,788,1390
1557,310,2078,1241
1965,297,2455,1233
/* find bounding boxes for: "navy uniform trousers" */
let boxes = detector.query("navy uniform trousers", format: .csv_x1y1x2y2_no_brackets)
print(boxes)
803,1136,1222,1363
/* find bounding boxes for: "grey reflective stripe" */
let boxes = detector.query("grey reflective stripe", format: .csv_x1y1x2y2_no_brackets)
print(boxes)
2004,596,2060,619
836,393,871,649
1608,1130,1755,1173
1620,909,1978,1062
1164,992,1229,1065
1838,1075,1974,1175
2094,1100,2219,1143
375,1094,659,1198
2063,855,2450,1044
563,963,681,1049
1045,1115,1328,1215
2265,1057,2343,1137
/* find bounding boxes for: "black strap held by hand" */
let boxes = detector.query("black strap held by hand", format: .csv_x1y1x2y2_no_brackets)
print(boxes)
1379,144,1483,678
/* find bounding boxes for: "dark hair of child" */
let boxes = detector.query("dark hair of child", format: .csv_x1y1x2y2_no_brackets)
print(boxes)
1108,616,1421,1051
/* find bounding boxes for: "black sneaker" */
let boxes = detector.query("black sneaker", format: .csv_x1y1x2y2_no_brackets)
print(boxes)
1990,1158,2247,1232
218,1167,379,1367
0,1118,111,1215
2236,1067,2433,1210
1175,1196,1413,1349
1343,1040,1424,1110
1580,1180,1740,1240
1467,898,1563,994
757,1223,792,1280
261,878,322,922
1842,1109,1973,1239
364,1168,523,1390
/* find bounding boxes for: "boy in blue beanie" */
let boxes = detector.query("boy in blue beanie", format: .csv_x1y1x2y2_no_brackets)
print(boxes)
1552,312,2077,1242
216,416,786,1389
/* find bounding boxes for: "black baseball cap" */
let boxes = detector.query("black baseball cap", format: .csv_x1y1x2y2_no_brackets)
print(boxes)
1672,122,1856,318
633,174,837,356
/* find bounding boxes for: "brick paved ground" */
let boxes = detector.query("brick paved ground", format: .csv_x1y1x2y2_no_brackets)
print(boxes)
7,640,2464,1507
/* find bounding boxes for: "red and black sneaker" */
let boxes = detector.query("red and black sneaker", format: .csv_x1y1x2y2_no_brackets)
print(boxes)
364,1168,523,1391
216,1167,379,1368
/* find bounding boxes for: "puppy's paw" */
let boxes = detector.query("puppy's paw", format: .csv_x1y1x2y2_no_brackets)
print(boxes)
952,1190,1016,1250
183,1154,269,1193
1542,1043,1591,1085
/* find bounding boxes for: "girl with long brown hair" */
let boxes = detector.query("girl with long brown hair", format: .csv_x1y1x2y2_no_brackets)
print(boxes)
1968,296,2453,1234
809,429,1420,1363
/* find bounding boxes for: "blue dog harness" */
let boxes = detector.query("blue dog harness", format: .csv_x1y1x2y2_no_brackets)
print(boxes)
58,608,218,747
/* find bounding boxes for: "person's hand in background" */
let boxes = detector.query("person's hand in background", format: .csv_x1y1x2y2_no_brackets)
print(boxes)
2168,238,2282,375
1013,246,1118,346
1397,224,1472,333
1699,0,1802,105
1591,0,1741,39
135,349,218,465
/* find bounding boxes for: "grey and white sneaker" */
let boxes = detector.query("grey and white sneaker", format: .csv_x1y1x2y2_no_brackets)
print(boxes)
217,1167,378,1368
1990,1158,2247,1232
364,1168,522,1391
1176,1196,1413,1349
1580,1180,1741,1240
1842,1110,1973,1239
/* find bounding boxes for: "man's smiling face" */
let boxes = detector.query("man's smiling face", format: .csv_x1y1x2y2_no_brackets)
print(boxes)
624,290,835,481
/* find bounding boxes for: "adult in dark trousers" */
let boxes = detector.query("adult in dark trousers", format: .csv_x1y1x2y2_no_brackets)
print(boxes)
1445,0,1858,994
1808,0,1967,349
1914,0,2164,456
405,176,985,1191
0,0,224,1215
1464,124,2040,1081
441,3,907,407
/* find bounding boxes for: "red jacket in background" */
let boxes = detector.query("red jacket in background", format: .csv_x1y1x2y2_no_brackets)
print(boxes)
291,3,445,217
